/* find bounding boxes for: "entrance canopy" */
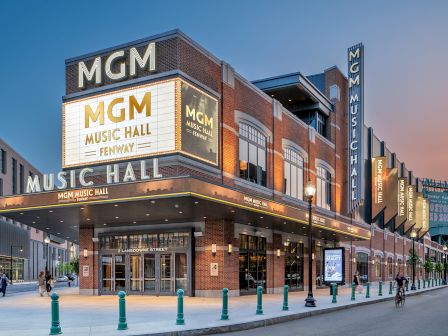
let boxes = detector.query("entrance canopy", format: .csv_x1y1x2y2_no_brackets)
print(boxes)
0,177,371,244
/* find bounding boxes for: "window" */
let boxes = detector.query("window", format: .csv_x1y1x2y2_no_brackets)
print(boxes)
316,166,331,210
239,234,267,292
329,84,340,101
239,123,267,186
387,257,393,279
12,158,17,194
356,252,369,284
284,148,304,200
375,255,382,278
0,178,2,196
0,149,6,174
19,164,24,194
299,111,327,138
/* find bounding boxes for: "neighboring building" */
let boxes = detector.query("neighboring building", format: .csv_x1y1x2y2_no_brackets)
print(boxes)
0,138,74,281
0,30,445,295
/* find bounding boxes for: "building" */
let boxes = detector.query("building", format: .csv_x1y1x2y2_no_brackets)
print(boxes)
0,30,445,295
0,138,73,281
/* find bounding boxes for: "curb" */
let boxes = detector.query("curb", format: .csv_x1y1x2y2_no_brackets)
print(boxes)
130,285,447,336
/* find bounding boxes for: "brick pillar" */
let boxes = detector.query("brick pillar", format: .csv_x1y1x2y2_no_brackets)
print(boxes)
194,219,238,297
267,233,284,294
79,227,98,295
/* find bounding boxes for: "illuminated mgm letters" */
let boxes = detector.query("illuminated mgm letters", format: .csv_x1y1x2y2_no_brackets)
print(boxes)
78,42,156,88
348,43,364,210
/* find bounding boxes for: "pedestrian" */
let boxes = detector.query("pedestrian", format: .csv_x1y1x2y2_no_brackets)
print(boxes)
38,271,48,297
0,273,10,297
354,271,363,294
45,271,52,294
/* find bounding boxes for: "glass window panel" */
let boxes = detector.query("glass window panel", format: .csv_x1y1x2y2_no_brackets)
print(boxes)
291,165,297,199
297,167,304,200
258,148,266,170
175,253,188,291
249,143,257,165
239,138,248,161
284,162,291,195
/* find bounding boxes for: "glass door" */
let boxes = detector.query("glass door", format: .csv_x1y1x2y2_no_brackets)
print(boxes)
175,253,188,291
129,254,142,293
143,254,156,293
114,255,126,292
101,255,113,293
160,254,172,293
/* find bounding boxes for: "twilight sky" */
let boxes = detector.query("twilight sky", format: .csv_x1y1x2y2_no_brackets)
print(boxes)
0,0,447,179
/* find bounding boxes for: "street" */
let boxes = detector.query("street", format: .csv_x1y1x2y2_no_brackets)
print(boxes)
222,287,448,336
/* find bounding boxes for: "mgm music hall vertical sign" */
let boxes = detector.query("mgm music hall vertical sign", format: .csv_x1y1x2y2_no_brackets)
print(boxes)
348,43,365,212
372,156,386,219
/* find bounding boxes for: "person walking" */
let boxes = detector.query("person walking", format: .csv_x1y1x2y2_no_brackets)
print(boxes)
354,271,363,294
45,271,52,294
0,273,10,297
38,271,47,297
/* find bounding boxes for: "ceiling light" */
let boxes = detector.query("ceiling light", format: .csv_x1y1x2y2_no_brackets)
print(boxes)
115,216,119,219
60,220,63,223
103,223,107,226
150,200,156,204
283,222,286,224
49,210,53,213
260,216,263,219
164,219,168,222
87,218,91,221
179,211,183,214
146,213,150,216
80,207,84,210
203,216,207,219
174,204,179,208
132,221,136,224
114,204,118,207
32,221,35,224
20,213,23,215
194,201,199,204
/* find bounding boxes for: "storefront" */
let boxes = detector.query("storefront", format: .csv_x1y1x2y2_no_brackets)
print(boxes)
99,231,192,295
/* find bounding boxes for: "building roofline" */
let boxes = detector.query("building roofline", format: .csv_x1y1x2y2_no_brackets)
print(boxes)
0,137,42,174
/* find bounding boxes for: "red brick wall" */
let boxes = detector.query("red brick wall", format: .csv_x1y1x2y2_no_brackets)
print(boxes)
79,227,98,294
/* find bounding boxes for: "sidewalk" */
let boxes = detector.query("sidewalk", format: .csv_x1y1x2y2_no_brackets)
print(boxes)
0,283,446,336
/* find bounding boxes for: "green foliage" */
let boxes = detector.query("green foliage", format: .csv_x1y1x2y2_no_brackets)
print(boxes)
57,257,79,275
435,262,444,273
423,259,435,274
70,257,79,275
407,248,422,266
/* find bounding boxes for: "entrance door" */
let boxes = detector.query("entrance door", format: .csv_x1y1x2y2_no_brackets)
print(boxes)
160,254,172,293
143,254,156,293
129,254,142,293
114,255,126,292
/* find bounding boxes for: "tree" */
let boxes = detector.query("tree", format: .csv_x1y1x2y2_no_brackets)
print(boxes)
406,248,422,267
70,257,79,275
423,259,435,278
435,262,444,274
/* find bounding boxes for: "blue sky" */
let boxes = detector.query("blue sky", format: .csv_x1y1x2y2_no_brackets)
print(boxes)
1,0,447,178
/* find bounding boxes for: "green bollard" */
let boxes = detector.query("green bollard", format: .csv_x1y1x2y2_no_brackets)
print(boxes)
389,281,393,295
331,283,337,304
49,292,62,335
351,282,355,301
176,289,185,325
418,279,421,289
221,288,229,320
366,282,370,298
256,286,263,315
378,281,383,296
282,285,289,311
117,291,128,330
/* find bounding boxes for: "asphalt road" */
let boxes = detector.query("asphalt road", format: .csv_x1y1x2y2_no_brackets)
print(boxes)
221,288,448,336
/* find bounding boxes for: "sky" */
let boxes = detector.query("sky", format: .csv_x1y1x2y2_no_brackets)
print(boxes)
0,0,447,179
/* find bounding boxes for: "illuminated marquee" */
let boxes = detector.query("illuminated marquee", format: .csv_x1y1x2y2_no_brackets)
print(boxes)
371,156,386,219
63,79,219,168
348,43,365,212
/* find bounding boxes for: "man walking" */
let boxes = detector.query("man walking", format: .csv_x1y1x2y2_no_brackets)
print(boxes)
38,271,47,297
0,273,10,297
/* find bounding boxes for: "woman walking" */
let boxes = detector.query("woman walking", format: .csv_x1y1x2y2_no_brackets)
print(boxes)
38,271,47,296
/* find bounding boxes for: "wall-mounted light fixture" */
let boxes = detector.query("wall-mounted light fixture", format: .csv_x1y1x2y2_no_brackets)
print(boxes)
212,243,217,256
312,253,315,260
353,257,356,263
227,243,233,254
83,248,88,258
44,236,50,244
276,248,281,257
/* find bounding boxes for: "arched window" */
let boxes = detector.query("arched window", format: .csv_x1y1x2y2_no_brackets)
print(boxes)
356,252,369,284
387,257,393,279
283,148,304,200
239,123,267,186
316,166,331,210
375,255,382,278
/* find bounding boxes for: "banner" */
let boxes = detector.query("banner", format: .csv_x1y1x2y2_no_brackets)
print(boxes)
395,177,408,230
426,191,448,236
323,248,345,284
415,194,430,239
371,156,387,219
384,168,398,225
405,185,416,233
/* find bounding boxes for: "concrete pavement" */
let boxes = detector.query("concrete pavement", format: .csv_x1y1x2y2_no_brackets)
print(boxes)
0,283,445,336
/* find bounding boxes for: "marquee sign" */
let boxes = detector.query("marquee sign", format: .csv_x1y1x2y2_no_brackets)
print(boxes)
406,185,416,233
62,78,218,168
348,43,365,212
384,168,398,225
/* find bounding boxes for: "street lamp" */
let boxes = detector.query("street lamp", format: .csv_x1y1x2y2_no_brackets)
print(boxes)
410,231,417,290
443,246,447,285
10,245,23,284
304,180,316,307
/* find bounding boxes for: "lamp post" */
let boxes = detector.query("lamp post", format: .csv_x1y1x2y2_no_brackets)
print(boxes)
10,245,23,284
410,231,417,290
443,246,447,285
304,180,316,307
